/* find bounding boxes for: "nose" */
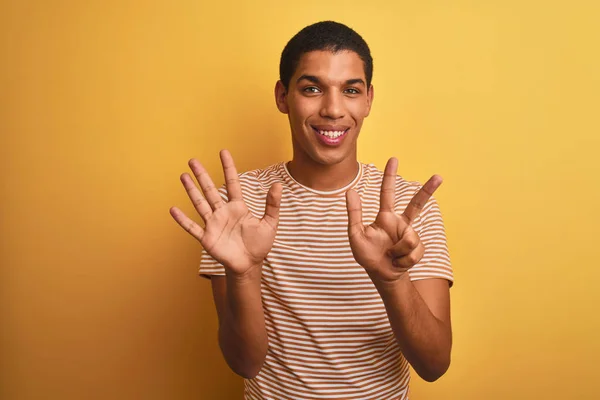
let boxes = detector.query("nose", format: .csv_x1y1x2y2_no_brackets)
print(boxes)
320,91,345,120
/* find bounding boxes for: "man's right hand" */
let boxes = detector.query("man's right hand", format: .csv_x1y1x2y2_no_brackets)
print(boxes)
170,149,282,277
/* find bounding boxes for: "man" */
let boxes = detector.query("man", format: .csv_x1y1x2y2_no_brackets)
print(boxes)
170,21,453,400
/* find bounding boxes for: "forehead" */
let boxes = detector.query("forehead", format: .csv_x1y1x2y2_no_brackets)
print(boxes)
292,50,366,84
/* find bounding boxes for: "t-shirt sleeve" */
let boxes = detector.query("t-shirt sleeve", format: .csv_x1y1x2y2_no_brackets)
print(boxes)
199,248,226,279
406,195,454,286
198,184,228,279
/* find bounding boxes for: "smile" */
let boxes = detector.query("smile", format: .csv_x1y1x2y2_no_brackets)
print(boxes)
312,126,350,146
317,129,346,138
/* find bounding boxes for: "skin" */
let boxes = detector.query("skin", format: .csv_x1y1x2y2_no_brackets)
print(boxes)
274,50,373,192
170,50,452,382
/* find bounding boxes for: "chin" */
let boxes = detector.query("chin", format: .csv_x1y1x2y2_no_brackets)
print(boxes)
293,130,356,166
310,150,351,166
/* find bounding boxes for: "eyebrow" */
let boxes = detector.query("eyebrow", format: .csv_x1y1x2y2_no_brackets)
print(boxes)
296,75,366,86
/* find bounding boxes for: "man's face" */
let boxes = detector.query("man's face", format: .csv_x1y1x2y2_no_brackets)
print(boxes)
276,50,373,166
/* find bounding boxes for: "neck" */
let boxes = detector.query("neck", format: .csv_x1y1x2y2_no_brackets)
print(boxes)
287,151,359,192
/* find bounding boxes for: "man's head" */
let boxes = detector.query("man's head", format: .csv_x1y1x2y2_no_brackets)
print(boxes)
279,21,373,92
275,21,374,167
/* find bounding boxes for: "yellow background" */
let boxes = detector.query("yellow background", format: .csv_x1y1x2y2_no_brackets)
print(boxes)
1,1,599,399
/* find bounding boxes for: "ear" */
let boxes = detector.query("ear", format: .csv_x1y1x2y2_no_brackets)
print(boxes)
274,80,289,114
365,84,374,117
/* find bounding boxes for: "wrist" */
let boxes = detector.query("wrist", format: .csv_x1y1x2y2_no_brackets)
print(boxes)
370,271,412,294
225,262,263,284
224,264,264,320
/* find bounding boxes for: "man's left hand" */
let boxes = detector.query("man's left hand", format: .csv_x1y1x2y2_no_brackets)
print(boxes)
345,158,443,284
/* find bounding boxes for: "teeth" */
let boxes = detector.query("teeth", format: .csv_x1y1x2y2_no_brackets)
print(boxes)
319,130,345,138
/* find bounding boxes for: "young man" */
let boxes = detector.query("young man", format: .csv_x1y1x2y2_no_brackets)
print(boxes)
170,21,453,400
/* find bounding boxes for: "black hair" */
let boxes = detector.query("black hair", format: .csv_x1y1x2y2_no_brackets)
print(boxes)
279,21,373,90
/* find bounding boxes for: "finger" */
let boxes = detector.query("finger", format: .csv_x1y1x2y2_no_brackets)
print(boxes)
345,189,364,238
392,242,425,269
220,149,243,201
387,229,420,258
262,183,282,230
169,206,205,242
180,173,212,221
403,175,443,223
188,158,225,210
379,158,398,213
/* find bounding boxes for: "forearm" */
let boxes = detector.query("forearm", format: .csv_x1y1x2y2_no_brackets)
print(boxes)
372,274,452,382
219,267,268,379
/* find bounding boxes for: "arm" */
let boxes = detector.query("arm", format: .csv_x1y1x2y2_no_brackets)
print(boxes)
346,157,453,382
211,270,268,379
170,150,281,379
372,276,451,382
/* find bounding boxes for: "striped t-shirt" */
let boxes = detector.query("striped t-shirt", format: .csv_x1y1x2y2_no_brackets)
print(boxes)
200,161,453,400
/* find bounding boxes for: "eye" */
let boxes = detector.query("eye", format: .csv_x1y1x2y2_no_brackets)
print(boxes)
303,86,321,94
344,88,360,95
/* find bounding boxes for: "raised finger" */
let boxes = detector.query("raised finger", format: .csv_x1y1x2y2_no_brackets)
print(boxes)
188,159,225,210
345,189,365,238
220,149,243,201
403,175,443,223
169,206,205,242
180,173,212,221
379,158,398,213
262,182,282,231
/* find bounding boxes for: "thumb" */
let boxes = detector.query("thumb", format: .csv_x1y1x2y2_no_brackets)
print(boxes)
262,182,282,230
345,189,364,238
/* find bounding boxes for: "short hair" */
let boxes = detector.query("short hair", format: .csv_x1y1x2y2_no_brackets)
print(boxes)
279,21,373,90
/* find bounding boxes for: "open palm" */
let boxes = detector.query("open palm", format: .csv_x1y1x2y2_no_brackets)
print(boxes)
170,150,282,276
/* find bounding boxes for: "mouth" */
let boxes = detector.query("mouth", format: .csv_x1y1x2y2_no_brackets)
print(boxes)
311,125,350,147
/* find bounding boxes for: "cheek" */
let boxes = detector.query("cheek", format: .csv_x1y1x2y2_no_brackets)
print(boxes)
348,99,370,120
290,100,315,125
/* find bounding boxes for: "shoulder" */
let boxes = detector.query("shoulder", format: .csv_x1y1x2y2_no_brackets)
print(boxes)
238,162,285,190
